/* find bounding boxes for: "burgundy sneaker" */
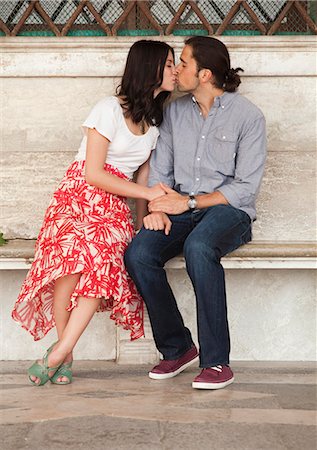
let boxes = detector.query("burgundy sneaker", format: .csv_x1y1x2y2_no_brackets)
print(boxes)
192,365,234,390
149,346,199,380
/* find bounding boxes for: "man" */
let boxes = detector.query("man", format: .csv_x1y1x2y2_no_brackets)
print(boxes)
125,36,266,390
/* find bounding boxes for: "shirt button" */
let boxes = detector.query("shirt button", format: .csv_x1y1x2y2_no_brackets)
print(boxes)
197,157,201,161
202,135,205,139
221,105,225,109
196,177,200,181
222,136,226,140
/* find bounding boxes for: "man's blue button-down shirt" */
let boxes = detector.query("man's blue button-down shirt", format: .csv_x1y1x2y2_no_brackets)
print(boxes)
148,92,267,221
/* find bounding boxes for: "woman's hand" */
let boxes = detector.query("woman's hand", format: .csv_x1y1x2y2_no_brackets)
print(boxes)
146,184,167,201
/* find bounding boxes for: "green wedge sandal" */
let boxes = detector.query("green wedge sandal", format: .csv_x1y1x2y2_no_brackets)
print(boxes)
50,361,73,385
28,342,60,386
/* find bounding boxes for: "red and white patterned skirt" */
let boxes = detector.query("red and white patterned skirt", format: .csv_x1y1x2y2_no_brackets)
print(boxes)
12,160,144,341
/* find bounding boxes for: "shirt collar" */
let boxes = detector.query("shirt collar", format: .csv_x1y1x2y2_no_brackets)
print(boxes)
215,91,239,109
191,91,238,111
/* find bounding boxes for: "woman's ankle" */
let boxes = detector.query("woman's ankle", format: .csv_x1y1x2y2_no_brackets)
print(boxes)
48,346,68,368
64,353,73,364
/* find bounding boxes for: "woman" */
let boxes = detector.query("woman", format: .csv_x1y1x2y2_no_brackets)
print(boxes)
12,40,176,386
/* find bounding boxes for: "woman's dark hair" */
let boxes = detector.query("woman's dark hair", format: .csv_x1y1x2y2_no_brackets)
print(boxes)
117,40,174,126
185,36,243,92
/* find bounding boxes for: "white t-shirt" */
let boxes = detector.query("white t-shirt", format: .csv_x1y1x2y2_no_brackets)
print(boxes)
75,96,159,179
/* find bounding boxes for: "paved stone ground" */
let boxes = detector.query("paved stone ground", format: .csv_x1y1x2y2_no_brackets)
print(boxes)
0,361,316,450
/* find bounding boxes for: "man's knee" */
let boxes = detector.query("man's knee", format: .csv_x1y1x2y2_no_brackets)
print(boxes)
183,235,219,265
124,233,156,271
124,239,141,271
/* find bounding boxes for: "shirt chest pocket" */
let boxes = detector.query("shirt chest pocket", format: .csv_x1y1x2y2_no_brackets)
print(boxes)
212,128,237,163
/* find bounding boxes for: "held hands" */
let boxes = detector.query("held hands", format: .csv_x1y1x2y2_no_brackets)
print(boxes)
144,184,188,235
143,212,172,235
148,183,188,215
147,184,167,201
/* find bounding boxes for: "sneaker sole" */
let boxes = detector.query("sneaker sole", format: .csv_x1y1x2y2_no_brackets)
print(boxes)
192,378,234,390
192,377,234,390
149,355,199,380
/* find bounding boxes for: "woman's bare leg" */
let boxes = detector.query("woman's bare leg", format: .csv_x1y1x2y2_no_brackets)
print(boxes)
52,273,81,382
53,273,81,339
47,296,102,375
30,273,81,384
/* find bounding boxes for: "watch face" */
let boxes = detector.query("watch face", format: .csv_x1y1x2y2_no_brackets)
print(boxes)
188,198,197,209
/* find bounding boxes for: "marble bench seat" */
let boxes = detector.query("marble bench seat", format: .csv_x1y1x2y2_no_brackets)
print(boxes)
1,239,316,270
1,240,316,362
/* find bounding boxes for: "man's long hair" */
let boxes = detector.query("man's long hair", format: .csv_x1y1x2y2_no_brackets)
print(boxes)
185,36,243,92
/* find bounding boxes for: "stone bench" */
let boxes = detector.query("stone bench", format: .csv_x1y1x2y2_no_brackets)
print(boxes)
1,239,316,270
2,239,316,362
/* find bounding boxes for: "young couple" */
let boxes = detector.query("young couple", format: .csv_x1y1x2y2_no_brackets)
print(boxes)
12,37,266,390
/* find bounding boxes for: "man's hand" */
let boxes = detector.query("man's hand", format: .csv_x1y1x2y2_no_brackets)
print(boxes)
148,184,188,215
143,212,172,235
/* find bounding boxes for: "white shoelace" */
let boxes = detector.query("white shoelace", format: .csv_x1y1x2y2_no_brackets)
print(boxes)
210,365,223,372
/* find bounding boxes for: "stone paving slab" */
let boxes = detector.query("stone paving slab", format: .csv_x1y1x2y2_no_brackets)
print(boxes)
0,362,316,450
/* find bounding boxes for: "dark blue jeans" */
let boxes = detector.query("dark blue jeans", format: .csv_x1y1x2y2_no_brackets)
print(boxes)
125,204,251,367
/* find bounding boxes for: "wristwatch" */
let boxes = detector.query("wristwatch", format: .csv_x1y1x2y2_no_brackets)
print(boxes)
187,195,198,210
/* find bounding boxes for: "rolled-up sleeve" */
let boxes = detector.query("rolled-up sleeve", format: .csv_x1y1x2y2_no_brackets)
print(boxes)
217,115,267,209
148,106,175,188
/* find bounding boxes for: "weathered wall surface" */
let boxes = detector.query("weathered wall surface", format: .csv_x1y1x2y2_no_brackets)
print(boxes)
0,36,316,361
1,37,316,241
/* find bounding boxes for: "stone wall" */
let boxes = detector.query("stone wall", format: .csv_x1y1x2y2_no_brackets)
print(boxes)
0,36,316,361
